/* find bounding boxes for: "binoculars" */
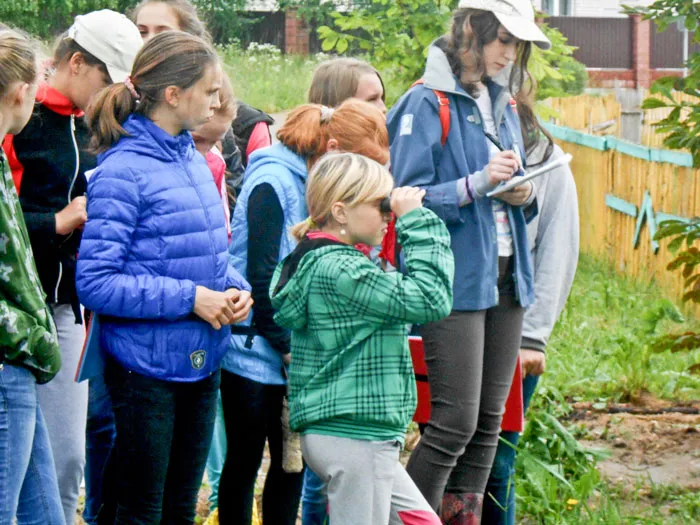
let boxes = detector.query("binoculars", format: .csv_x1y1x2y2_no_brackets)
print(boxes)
379,197,392,214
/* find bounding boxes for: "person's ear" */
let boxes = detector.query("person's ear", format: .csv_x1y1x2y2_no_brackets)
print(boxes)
69,52,85,76
163,85,181,108
330,201,347,226
326,138,339,152
10,82,29,109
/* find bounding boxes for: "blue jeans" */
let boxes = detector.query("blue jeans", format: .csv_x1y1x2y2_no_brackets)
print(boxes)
0,363,65,525
482,373,540,525
302,467,328,525
82,373,116,525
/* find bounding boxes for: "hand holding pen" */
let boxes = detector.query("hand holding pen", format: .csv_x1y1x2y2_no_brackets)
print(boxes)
483,132,520,186
483,132,531,205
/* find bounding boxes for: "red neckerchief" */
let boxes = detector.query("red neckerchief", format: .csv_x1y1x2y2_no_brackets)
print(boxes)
378,218,398,266
306,231,373,259
35,83,84,117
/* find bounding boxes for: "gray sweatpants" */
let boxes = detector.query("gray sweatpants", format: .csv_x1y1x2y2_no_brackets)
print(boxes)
38,304,88,525
301,434,440,525
406,292,524,508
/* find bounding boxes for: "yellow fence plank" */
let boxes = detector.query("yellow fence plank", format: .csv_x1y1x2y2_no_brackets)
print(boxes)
551,134,699,316
548,91,694,150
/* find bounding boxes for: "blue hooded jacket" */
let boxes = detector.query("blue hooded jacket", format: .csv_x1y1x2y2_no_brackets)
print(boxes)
222,143,308,385
76,114,250,382
387,41,535,310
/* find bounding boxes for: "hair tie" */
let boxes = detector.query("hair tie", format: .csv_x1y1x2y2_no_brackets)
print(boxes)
306,217,318,229
124,76,139,102
319,105,334,124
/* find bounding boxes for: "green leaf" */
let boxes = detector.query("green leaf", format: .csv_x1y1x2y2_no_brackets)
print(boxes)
336,38,348,54
667,234,686,253
321,35,338,52
642,97,669,110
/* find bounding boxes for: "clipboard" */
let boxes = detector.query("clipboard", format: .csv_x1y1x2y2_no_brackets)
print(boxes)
486,153,573,197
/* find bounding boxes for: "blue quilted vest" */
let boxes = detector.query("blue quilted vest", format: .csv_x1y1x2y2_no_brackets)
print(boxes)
221,144,308,385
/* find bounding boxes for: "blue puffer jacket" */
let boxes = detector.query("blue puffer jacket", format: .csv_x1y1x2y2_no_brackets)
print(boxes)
387,41,535,310
76,114,250,382
221,144,308,385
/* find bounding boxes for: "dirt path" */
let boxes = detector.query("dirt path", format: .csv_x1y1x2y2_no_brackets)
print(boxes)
568,396,700,491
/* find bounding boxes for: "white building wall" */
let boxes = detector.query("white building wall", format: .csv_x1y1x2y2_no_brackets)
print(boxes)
245,0,654,16
533,0,653,17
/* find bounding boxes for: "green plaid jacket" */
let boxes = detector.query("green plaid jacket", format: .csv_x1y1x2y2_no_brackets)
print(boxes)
271,208,454,442
0,151,60,383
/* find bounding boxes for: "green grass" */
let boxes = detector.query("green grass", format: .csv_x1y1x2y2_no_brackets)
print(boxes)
219,42,329,114
512,254,699,524
218,43,411,113
546,255,700,403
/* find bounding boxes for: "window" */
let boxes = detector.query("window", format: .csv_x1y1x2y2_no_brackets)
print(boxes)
541,0,572,15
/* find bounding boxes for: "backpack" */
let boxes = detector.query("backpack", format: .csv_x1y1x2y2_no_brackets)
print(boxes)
412,79,450,147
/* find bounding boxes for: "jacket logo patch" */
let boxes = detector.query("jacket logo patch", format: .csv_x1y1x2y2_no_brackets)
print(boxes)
190,350,206,370
400,114,413,136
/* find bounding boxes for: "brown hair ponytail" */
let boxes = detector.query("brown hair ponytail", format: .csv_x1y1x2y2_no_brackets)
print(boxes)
88,31,217,152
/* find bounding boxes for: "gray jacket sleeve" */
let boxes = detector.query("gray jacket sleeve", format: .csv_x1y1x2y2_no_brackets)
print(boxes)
521,145,580,352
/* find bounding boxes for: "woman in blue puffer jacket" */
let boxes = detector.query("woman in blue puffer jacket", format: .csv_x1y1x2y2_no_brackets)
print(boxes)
76,32,252,523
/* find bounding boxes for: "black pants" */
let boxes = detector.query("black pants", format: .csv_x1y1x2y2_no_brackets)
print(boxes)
406,257,525,509
218,371,303,524
103,358,219,525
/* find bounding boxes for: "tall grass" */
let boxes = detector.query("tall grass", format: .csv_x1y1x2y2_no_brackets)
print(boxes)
218,43,411,113
219,42,330,114
546,255,700,403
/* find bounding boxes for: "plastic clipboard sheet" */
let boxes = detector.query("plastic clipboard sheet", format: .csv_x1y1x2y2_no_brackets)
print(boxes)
486,153,573,197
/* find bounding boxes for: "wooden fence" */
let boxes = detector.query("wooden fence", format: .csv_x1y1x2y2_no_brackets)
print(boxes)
543,123,698,315
545,92,694,149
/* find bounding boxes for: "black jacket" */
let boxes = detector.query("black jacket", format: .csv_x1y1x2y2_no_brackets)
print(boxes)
2,84,95,317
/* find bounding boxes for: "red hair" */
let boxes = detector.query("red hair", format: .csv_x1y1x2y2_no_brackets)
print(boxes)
276,98,388,169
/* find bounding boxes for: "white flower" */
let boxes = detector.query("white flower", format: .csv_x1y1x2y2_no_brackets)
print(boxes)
0,262,13,282
0,303,19,334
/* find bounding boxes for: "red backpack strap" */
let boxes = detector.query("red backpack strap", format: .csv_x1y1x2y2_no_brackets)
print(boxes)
412,79,450,147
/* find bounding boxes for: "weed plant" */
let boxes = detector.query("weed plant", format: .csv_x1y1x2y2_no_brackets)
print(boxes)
546,255,700,403
513,254,699,523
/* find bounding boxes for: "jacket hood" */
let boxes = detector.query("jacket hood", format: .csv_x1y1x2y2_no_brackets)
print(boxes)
270,238,349,331
245,143,309,185
35,83,84,117
98,114,197,164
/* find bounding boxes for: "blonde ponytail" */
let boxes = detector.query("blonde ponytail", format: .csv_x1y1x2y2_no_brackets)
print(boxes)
290,152,392,242
290,217,318,242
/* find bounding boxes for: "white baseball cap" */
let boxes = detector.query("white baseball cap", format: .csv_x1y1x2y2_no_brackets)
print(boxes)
68,9,143,83
457,0,551,50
